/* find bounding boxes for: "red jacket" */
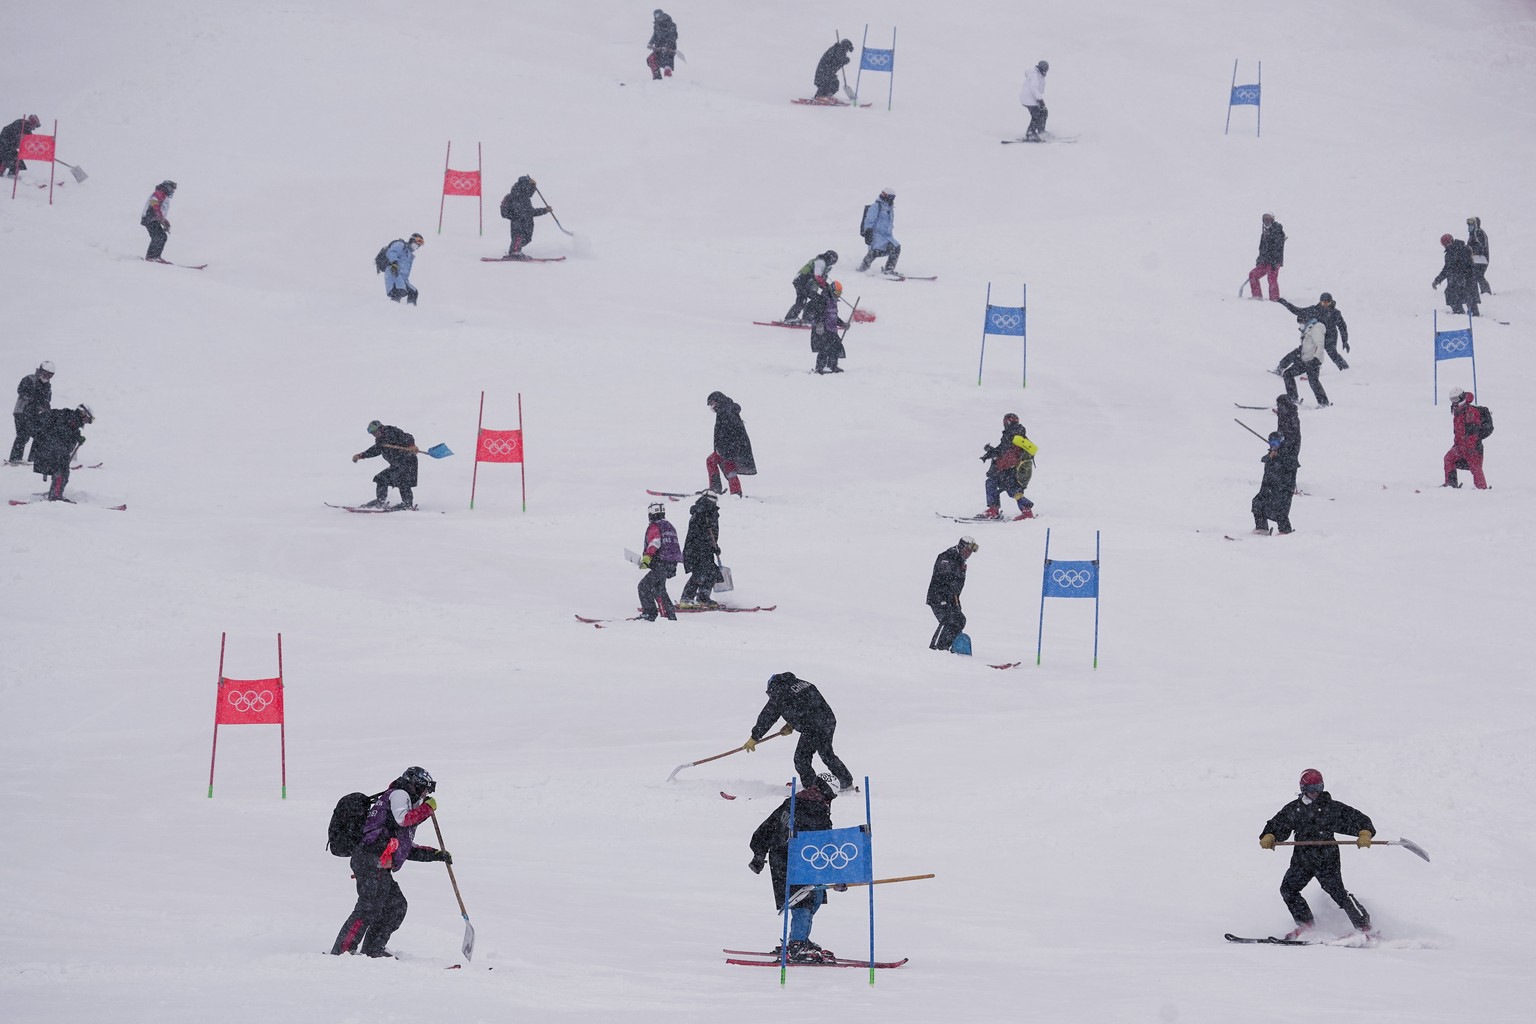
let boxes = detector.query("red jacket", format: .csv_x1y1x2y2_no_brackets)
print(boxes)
1451,399,1484,449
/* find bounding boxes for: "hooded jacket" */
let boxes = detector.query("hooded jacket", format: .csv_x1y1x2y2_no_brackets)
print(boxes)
926,543,970,606
1262,791,1374,865
707,391,757,473
682,495,720,572
751,672,836,740
750,782,837,911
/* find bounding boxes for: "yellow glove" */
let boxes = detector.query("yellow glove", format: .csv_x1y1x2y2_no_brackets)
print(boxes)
640,554,652,568
742,737,758,752
424,797,437,811
1357,830,1373,848
778,724,794,736
1259,833,1276,850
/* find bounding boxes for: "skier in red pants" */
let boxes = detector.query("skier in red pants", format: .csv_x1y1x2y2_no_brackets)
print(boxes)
1442,388,1490,489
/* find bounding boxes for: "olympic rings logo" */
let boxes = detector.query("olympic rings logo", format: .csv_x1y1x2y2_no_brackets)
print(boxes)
801,842,860,870
990,312,1023,330
865,54,892,69
1233,87,1259,102
444,174,479,192
227,690,275,713
1439,337,1469,353
482,437,518,456
1051,568,1093,588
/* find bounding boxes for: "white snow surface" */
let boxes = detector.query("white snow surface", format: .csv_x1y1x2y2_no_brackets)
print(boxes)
4,1,1535,1020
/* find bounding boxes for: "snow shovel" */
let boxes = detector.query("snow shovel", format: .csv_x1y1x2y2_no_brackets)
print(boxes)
1276,837,1431,862
382,442,453,458
57,160,88,183
835,29,857,102
666,730,787,782
430,813,476,962
534,186,574,237
713,557,734,594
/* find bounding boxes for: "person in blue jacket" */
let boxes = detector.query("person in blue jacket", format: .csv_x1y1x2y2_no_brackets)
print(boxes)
857,191,900,275
384,234,424,304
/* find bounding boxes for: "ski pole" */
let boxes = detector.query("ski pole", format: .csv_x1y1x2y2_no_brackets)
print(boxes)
430,812,478,961
1233,418,1267,443
1274,837,1431,862
665,731,787,782
534,187,574,237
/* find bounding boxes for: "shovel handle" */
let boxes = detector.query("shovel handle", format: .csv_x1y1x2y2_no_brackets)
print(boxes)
429,812,470,918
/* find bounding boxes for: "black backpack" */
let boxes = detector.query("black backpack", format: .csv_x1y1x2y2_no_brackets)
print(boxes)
374,240,403,274
500,193,515,220
860,204,872,244
1475,405,1494,439
326,791,382,857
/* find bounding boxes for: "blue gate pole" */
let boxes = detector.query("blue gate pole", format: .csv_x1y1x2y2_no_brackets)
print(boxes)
780,778,797,985
1433,309,1439,405
1224,59,1237,135
1092,531,1102,669
886,28,896,111
1036,527,1052,665
854,25,868,106
1469,312,1478,396
865,777,875,984
977,282,991,385
1256,62,1263,138
1021,284,1028,388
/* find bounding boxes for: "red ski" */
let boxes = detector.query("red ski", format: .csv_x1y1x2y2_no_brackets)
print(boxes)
480,255,567,263
989,662,1022,670
791,98,873,108
753,320,811,330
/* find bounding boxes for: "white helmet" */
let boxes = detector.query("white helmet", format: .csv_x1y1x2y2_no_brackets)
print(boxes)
38,360,56,374
77,403,94,422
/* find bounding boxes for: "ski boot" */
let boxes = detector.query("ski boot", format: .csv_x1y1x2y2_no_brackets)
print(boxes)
359,498,386,509
1014,508,1035,521
980,506,1001,519
1283,923,1312,941
787,939,832,963
1252,526,1273,535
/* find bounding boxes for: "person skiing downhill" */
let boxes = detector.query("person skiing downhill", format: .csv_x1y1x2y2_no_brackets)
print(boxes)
352,420,419,509
679,491,722,608
638,502,682,621
1277,316,1330,407
1018,60,1049,141
383,234,424,304
1247,213,1286,300
31,403,94,502
748,773,841,963
1466,216,1491,295
927,536,978,651
980,412,1036,520
8,360,54,464
784,250,838,324
1251,430,1296,535
0,114,41,177
647,9,678,79
813,39,855,101
140,180,177,262
330,766,452,958
1277,293,1349,371
1259,768,1376,940
743,672,855,792
809,280,847,374
1433,233,1480,317
857,190,901,275
499,176,551,258
1442,387,1490,490
705,391,756,495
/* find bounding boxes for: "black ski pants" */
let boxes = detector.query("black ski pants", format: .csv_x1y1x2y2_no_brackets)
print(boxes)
794,724,853,791
9,412,37,463
1280,354,1329,406
331,850,409,956
812,326,843,373
1280,854,1370,930
1252,479,1294,533
373,467,414,507
680,562,721,603
858,242,900,273
144,221,169,260
929,600,966,652
1025,104,1049,138
786,275,819,321
1473,263,1491,295
638,560,678,620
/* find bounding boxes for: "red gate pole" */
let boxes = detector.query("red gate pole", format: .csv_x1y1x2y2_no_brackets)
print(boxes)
518,392,527,512
437,141,451,234
47,120,57,206
277,633,286,799
470,390,486,509
207,631,227,797
477,142,484,236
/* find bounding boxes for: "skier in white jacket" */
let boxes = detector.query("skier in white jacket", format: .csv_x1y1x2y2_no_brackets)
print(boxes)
1277,318,1331,407
1019,61,1049,141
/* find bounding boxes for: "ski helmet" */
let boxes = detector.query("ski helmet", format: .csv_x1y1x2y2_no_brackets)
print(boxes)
38,360,55,375
1318,292,1333,303
880,189,895,200
654,8,665,18
822,250,839,266
25,114,41,129
409,233,425,247
960,535,979,554
1003,412,1021,427
76,403,94,423
1440,233,1454,246
1450,387,1468,404
366,419,382,434
1268,432,1284,449
813,773,841,798
1261,213,1274,225
1298,768,1324,795
768,671,797,690
841,39,854,51
399,765,436,794
159,180,177,194
1036,60,1049,74
1276,394,1292,408
830,280,843,297
647,501,667,520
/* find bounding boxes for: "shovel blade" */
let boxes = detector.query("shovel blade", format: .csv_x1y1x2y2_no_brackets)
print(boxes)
461,917,476,962
425,443,453,459
1395,837,1431,863
69,165,88,183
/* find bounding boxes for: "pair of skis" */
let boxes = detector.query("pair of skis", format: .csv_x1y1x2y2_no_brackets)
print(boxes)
146,257,208,270
574,606,775,626
479,255,566,263
1224,932,1375,947
723,948,907,969
9,498,126,510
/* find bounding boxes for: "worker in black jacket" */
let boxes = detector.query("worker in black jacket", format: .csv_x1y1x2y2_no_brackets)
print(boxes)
1260,768,1376,938
1433,233,1480,316
647,10,678,79
9,360,54,464
927,536,978,651
0,115,40,177
1246,213,1286,300
742,672,853,791
499,176,551,259
747,774,840,963
705,391,756,496
679,492,722,607
1277,293,1349,371
352,420,419,509
31,403,94,501
814,40,855,100
1466,216,1491,295
1251,431,1297,535
1273,394,1301,494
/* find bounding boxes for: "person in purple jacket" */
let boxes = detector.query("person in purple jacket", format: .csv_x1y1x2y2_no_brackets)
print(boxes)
330,766,452,958
810,280,847,374
638,502,682,620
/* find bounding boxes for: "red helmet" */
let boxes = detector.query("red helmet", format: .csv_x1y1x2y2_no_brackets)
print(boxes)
1440,233,1453,246
1299,768,1324,795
